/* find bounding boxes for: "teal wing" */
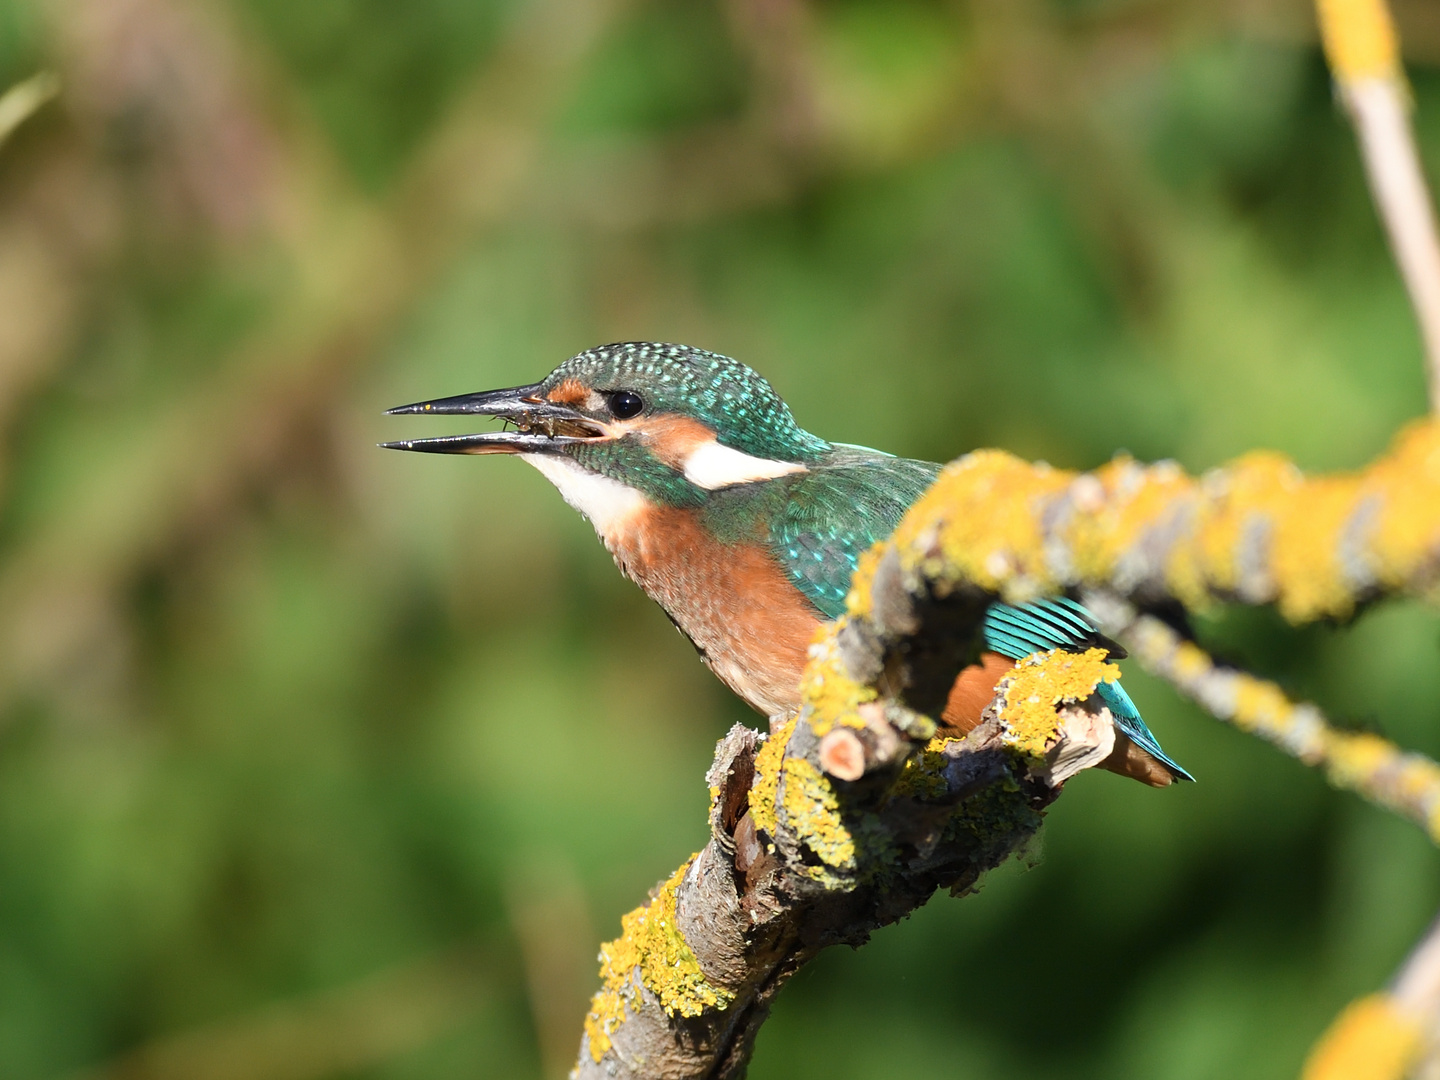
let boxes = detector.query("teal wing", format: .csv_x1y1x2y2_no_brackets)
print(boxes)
984,598,1194,782
768,451,940,621
980,596,1113,659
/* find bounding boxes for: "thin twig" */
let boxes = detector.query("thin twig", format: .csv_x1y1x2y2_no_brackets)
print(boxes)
1084,590,1440,843
1316,0,1440,411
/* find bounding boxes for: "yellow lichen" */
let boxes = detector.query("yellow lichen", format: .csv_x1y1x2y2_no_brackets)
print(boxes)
1301,994,1420,1080
1384,753,1440,843
1271,476,1365,622
781,757,856,872
844,545,887,618
583,856,736,1062
892,736,963,800
1068,456,1194,600
890,450,1070,600
1395,755,1440,809
998,649,1117,759
1324,731,1396,789
1232,673,1295,735
800,620,877,738
1188,451,1296,602
1170,640,1213,685
1315,0,1401,83
1366,421,1440,590
749,715,797,837
583,984,628,1062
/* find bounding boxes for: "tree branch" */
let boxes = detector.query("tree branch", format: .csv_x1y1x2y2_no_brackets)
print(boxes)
861,422,1440,624
846,429,1440,828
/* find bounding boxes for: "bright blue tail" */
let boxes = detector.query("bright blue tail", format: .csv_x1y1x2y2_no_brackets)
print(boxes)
1096,679,1195,783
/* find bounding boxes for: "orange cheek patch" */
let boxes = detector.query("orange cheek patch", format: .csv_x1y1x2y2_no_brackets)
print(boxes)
632,414,717,470
547,378,592,407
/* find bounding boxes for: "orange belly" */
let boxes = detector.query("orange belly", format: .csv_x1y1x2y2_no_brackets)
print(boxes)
939,651,1016,734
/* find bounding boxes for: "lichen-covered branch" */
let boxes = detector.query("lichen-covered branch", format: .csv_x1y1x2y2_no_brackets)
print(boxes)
574,421,1440,1076
838,427,1440,1071
836,423,1440,829
1082,590,1440,844
574,614,1127,1077
848,419,1440,625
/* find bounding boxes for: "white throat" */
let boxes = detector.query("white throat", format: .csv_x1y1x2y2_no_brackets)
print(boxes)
520,453,648,538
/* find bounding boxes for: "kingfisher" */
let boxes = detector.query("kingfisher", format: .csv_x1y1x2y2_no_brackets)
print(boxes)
383,342,1192,787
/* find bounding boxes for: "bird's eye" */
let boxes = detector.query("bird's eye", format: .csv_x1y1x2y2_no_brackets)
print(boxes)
608,391,645,419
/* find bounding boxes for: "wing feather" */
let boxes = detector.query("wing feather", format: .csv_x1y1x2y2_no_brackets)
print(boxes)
767,453,939,620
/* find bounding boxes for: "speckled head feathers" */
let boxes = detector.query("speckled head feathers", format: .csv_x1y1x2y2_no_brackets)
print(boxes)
542,343,830,462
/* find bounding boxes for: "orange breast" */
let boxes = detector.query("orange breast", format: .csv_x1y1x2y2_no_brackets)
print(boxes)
607,506,822,717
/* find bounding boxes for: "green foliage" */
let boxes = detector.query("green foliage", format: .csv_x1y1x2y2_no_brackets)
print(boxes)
0,1,1437,1077
237,0,512,188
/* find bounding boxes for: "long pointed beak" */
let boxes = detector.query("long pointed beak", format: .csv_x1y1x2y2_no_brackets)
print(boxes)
385,384,545,417
381,383,605,455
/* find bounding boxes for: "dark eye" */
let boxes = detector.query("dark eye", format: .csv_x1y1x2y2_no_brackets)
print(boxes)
608,391,644,419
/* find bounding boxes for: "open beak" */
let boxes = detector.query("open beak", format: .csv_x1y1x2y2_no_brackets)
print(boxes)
380,383,605,455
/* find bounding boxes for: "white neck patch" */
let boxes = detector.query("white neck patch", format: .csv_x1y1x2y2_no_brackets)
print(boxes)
681,439,807,490
520,454,648,538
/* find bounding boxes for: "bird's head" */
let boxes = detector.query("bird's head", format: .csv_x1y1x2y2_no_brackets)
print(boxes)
383,342,831,506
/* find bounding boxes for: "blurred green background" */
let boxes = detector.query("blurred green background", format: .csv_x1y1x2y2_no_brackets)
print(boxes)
1,0,1439,1077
